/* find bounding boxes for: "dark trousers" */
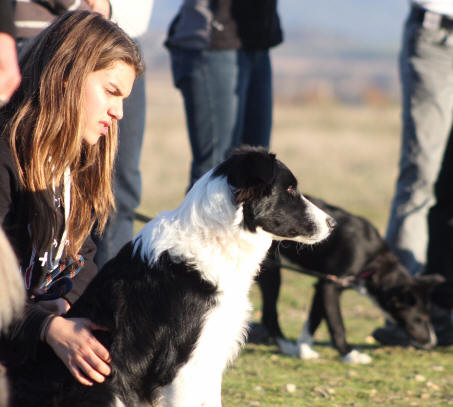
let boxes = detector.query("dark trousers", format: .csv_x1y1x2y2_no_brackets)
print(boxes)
169,48,273,188
426,128,453,308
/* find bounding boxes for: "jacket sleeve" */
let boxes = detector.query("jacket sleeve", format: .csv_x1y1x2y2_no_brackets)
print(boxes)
38,0,89,15
3,301,52,363
63,234,98,305
0,138,53,363
0,0,15,36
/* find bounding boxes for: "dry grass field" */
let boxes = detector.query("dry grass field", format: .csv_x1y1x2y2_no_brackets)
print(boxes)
136,72,453,406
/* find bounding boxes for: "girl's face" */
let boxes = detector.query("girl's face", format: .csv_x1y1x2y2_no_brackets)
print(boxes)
81,61,136,145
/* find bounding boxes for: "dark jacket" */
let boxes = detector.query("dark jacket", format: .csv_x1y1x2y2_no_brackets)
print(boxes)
12,0,90,39
0,0,15,36
165,0,282,51
232,0,282,50
0,135,98,365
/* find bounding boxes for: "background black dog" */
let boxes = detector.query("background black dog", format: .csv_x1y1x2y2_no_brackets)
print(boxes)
255,195,444,363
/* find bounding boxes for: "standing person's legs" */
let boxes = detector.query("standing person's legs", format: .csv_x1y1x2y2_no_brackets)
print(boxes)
425,127,453,345
385,14,453,277
169,48,239,188
241,50,273,148
427,127,453,279
374,10,453,345
93,71,146,268
233,50,272,148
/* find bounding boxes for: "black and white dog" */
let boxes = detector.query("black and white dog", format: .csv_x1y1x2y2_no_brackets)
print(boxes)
10,147,335,407
256,195,444,364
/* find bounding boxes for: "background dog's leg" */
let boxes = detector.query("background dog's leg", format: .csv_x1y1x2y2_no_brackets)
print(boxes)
321,282,372,364
258,249,302,356
257,250,284,339
295,282,326,360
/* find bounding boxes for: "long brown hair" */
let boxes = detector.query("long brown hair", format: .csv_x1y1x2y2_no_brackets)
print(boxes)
1,11,143,259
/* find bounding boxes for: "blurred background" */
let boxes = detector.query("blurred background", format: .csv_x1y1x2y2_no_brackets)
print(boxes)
137,0,409,233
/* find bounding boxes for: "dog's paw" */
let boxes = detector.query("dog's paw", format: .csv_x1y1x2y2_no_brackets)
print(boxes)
276,337,299,357
298,342,320,360
342,349,372,364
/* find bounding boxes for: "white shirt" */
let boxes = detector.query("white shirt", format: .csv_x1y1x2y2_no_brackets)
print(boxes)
110,0,153,39
411,0,453,17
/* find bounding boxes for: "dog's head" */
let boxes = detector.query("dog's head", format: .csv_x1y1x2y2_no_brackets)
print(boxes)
213,146,336,244
371,259,445,348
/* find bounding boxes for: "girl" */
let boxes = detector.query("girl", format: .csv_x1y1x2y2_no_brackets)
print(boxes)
0,11,143,386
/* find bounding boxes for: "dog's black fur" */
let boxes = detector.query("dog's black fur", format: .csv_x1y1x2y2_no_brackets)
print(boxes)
10,249,217,406
8,147,334,406
256,195,444,361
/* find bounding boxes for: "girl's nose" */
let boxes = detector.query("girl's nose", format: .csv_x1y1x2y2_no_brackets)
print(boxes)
108,101,123,120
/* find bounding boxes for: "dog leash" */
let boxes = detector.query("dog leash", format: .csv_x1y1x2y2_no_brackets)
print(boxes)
278,262,356,288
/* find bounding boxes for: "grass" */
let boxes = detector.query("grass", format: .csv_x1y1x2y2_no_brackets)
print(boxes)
137,72,453,406
223,274,453,407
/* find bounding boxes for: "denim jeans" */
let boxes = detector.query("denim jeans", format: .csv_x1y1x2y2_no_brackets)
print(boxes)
169,48,273,187
93,71,146,268
385,7,453,276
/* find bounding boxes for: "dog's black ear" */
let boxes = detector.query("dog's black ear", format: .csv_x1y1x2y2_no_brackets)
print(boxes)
214,146,276,190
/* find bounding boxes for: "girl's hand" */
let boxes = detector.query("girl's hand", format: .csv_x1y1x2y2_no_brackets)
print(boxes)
45,316,111,386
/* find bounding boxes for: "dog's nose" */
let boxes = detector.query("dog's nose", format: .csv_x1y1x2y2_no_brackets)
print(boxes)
326,217,337,231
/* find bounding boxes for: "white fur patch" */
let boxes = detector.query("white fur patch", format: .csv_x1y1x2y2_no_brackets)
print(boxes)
342,349,372,364
297,322,320,360
113,397,126,407
276,322,321,360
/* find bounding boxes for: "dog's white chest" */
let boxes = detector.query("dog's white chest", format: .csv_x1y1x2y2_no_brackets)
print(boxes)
157,268,255,407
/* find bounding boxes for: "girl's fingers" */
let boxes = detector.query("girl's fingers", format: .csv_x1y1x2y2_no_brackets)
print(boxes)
68,360,93,386
76,355,108,384
85,320,111,362
85,346,111,376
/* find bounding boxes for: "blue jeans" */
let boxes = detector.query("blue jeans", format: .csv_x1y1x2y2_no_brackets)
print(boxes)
93,71,146,268
169,48,273,187
385,7,453,276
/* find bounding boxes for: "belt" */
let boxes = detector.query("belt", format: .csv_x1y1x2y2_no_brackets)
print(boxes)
411,6,453,30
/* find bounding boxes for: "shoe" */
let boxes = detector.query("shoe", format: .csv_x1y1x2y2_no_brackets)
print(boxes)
372,324,411,346
435,324,453,346
432,305,453,346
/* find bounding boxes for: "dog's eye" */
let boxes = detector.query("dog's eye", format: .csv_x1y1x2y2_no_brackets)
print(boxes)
287,186,298,197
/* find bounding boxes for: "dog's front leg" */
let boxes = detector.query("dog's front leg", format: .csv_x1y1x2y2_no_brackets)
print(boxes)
158,367,222,407
256,248,284,338
321,282,350,354
321,282,371,364
294,282,326,360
